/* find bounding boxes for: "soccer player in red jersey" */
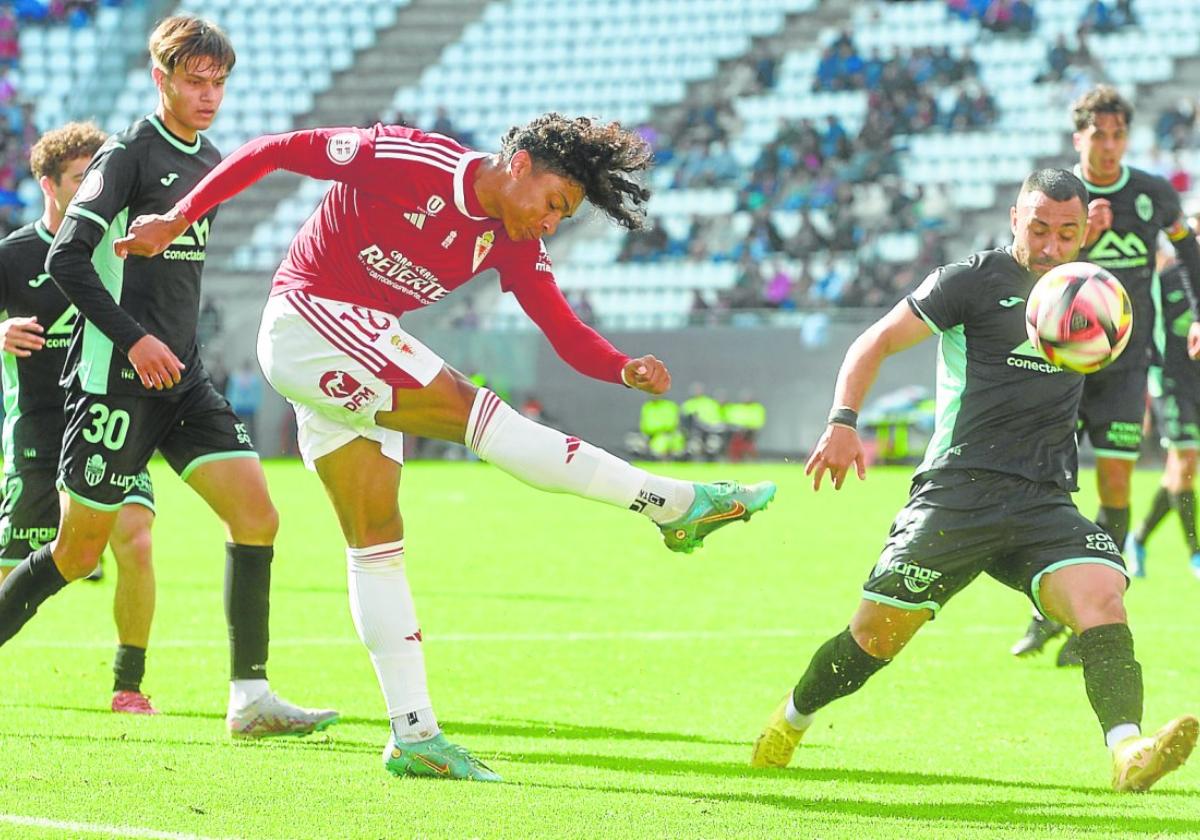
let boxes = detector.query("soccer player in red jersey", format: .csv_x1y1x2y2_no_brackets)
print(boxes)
117,114,776,780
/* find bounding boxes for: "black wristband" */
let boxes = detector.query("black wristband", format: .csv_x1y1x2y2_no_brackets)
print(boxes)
828,406,858,430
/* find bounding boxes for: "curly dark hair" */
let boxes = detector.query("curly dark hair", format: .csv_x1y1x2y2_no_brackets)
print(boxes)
30,121,106,181
500,113,652,230
1072,85,1133,131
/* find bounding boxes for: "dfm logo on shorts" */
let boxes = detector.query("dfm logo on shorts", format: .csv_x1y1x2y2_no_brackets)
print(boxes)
319,370,376,413
874,556,943,594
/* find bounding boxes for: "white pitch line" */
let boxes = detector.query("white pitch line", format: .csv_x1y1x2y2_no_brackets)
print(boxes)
14,625,1011,650
0,814,244,840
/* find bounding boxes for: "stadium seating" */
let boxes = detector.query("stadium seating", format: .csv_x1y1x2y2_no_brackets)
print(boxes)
227,0,815,272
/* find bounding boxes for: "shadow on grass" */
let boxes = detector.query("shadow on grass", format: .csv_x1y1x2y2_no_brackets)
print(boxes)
496,750,1198,799
517,779,1200,834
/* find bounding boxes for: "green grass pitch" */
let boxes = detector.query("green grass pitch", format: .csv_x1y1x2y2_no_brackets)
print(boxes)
1,460,1198,839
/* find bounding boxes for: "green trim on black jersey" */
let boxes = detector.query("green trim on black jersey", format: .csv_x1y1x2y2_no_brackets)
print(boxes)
78,208,129,394
1,351,19,474
66,205,111,233
1076,163,1130,195
147,114,202,155
917,325,967,474
33,220,54,245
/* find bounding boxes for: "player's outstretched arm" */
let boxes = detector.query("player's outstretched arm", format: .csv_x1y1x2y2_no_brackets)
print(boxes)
806,300,933,491
0,316,44,357
116,129,369,259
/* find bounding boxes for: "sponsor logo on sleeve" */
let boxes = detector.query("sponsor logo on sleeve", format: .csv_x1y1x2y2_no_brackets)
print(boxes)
327,132,361,165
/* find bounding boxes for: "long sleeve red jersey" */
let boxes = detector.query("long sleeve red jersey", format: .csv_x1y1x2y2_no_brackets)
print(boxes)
177,125,630,384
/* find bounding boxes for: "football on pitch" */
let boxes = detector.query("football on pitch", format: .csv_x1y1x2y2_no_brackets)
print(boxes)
1025,261,1132,374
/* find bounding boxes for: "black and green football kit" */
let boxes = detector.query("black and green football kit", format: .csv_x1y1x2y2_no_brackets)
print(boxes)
867,248,1128,615
1075,164,1193,459
1149,263,1200,449
46,115,257,510
0,221,153,564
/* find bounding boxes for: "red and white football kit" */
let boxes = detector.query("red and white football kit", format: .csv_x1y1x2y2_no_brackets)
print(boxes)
176,125,631,466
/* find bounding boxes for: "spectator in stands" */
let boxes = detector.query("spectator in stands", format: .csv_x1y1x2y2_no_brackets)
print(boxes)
0,8,18,68
1079,0,1116,34
1011,0,1035,32
618,217,669,263
1039,35,1074,84
687,289,713,326
1156,99,1196,151
570,290,597,327
1168,155,1192,196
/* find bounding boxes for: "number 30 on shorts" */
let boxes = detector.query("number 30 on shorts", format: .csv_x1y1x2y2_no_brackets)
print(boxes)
81,403,131,450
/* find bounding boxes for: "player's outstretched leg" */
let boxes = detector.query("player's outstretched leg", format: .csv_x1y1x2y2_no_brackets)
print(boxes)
464,389,775,553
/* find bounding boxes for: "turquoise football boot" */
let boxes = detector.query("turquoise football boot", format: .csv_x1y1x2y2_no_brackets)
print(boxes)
659,480,776,553
383,732,502,781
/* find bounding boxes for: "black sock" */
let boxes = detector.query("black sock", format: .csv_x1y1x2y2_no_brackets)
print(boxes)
1096,505,1130,550
1134,487,1172,542
225,543,272,681
1169,490,1200,553
793,628,890,716
0,545,68,646
113,644,146,693
1077,623,1143,736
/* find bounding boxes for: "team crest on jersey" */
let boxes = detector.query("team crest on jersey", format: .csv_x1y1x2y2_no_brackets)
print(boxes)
74,170,103,204
326,132,360,165
84,453,107,487
472,231,495,272
1136,193,1153,222
425,195,446,216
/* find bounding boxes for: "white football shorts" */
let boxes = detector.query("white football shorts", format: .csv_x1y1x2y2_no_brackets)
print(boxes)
257,291,445,469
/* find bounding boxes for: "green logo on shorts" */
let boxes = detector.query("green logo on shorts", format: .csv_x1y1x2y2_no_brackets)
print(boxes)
84,454,107,487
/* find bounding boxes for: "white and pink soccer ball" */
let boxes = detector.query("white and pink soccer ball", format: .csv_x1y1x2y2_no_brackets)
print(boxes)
1025,261,1133,374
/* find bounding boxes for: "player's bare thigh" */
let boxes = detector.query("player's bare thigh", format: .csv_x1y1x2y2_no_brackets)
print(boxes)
314,437,404,547
373,364,478,444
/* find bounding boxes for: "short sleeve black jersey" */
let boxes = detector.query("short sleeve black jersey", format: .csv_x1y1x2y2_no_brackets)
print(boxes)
1151,263,1200,398
47,114,221,397
1076,164,1182,374
907,247,1084,490
0,221,74,471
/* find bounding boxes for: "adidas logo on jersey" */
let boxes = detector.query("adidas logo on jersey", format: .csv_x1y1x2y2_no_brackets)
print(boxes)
404,212,426,230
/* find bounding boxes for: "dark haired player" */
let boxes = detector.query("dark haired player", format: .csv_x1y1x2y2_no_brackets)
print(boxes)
1130,218,1200,578
751,170,1196,793
1012,86,1200,664
0,15,336,737
118,113,775,780
1,122,160,714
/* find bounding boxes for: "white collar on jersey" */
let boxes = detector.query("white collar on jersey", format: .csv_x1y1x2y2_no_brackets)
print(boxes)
454,152,492,221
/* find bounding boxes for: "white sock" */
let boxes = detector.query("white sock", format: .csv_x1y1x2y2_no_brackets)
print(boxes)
784,694,814,731
229,678,269,709
1106,723,1141,750
346,541,439,741
466,389,694,523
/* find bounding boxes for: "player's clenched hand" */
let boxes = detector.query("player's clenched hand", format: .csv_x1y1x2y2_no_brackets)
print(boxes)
622,355,671,394
114,209,191,259
805,424,866,491
128,334,185,390
1086,198,1113,248
0,317,45,357
1188,321,1200,360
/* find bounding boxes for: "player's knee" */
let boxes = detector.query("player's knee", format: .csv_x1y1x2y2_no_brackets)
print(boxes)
1069,586,1127,632
850,619,912,660
110,528,154,573
52,541,105,580
228,501,279,544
